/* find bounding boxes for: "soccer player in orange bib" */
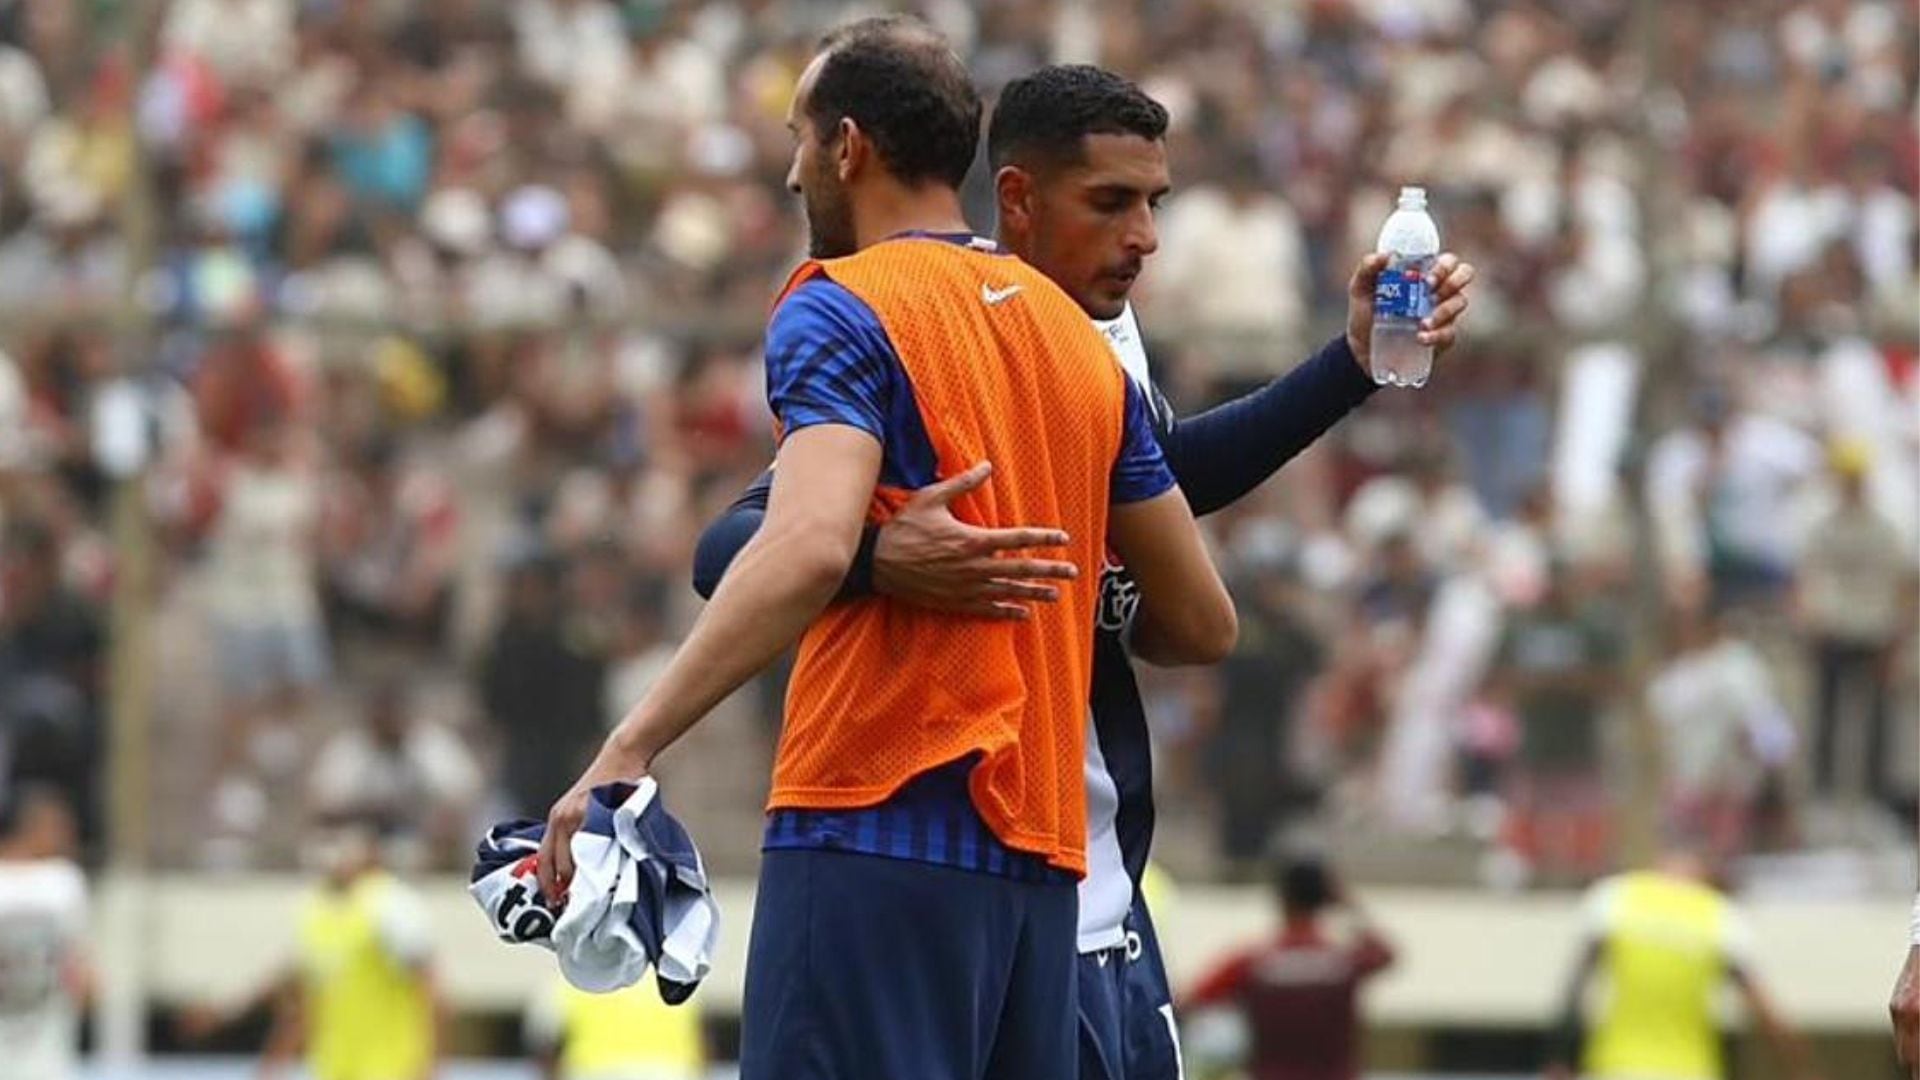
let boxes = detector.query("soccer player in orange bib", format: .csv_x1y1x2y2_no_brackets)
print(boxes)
536,16,1235,1080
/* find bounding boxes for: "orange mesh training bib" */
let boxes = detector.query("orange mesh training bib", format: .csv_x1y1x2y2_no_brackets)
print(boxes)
767,237,1129,876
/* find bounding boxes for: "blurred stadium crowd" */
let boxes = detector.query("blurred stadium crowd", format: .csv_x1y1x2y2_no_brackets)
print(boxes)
0,0,1912,885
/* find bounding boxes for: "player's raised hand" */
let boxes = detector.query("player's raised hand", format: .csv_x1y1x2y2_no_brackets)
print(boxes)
873,461,1079,620
1344,251,1477,372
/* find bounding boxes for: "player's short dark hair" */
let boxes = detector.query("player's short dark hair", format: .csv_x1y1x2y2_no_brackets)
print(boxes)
1276,856,1334,913
987,64,1170,172
809,16,981,190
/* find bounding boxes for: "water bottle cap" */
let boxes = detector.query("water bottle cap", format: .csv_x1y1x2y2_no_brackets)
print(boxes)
1398,185,1427,207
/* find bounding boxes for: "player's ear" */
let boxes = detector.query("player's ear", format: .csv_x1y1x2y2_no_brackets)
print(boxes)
835,117,864,183
995,165,1033,231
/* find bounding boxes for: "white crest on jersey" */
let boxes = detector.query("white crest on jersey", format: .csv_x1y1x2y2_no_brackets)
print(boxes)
1096,554,1141,633
1093,303,1153,391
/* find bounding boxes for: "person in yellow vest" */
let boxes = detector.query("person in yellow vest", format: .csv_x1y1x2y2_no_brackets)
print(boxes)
1545,846,1823,1080
186,821,444,1080
524,976,707,1080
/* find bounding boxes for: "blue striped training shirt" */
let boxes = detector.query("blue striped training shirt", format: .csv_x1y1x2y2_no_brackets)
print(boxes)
758,232,1172,883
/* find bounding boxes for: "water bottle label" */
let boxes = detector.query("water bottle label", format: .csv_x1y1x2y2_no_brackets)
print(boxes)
1372,262,1430,321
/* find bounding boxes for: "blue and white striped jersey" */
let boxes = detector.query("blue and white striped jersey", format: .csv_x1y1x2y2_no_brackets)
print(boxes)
1079,303,1175,953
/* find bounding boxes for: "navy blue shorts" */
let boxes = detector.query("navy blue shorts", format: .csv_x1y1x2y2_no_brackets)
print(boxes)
740,848,1077,1080
1077,895,1186,1080
1077,941,1129,1080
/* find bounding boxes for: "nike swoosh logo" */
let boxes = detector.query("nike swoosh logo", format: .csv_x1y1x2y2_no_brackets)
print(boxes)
981,283,1024,306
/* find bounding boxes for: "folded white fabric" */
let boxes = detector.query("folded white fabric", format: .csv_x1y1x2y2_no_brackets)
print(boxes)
470,778,719,1002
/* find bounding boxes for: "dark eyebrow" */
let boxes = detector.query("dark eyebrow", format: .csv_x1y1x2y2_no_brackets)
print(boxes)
1087,182,1170,202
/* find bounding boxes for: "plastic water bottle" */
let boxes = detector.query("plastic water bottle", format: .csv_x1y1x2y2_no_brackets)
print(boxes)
1370,186,1440,388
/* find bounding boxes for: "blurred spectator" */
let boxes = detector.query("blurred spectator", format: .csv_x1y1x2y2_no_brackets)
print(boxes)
1306,527,1434,791
0,784,91,1080
1832,145,1916,307
199,415,327,857
1797,439,1917,813
1485,561,1625,882
1442,352,1552,521
189,323,301,456
512,0,627,100
1345,453,1486,574
328,79,433,215
321,438,460,652
1356,530,1435,635
10,330,115,495
1647,386,1822,612
1208,539,1323,872
0,347,28,472
480,551,605,818
1151,155,1309,374
1778,0,1905,107
0,41,49,160
1184,856,1397,1080
0,520,100,850
0,199,125,310
602,579,676,728
1648,606,1798,862
162,0,295,93
20,62,132,244
308,677,482,870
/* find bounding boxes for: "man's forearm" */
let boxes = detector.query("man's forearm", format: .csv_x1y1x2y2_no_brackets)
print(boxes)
1159,335,1375,517
693,474,878,601
605,524,852,772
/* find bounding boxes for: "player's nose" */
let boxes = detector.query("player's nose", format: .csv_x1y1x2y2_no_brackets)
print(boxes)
1125,207,1159,257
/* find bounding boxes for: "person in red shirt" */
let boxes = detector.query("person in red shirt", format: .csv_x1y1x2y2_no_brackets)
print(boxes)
1185,857,1397,1080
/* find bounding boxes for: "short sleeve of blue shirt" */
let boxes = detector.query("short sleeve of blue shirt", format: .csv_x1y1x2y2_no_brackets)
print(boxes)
1112,377,1177,504
764,279,896,442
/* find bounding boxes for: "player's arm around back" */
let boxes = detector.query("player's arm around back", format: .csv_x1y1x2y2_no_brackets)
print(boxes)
1109,486,1236,665
608,424,879,766
537,425,881,900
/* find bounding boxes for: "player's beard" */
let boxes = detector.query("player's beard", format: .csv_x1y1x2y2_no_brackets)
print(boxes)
802,168,857,259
